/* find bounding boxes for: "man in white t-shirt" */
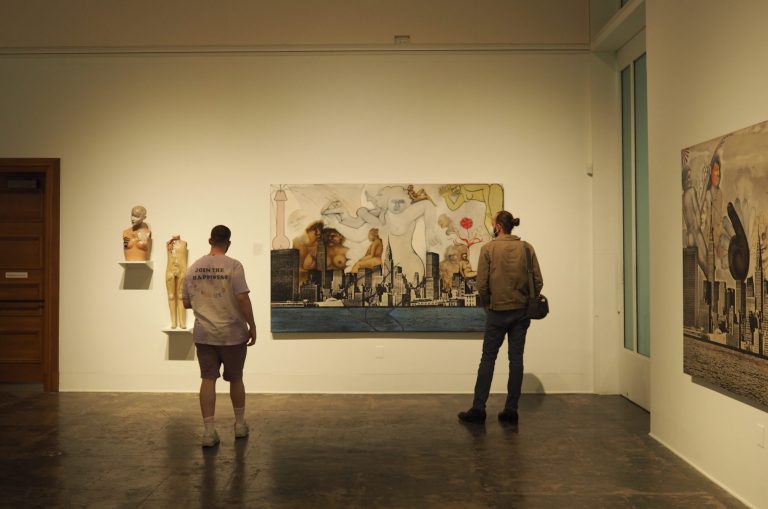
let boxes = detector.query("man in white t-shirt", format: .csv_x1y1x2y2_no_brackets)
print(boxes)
183,225,257,447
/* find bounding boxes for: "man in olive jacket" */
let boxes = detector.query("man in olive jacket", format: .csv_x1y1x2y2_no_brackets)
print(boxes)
459,210,543,424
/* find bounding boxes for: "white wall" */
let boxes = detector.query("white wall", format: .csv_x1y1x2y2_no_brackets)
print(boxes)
0,51,594,395
647,1,768,507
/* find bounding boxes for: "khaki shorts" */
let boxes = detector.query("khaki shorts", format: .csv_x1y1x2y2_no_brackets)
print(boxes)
195,342,247,381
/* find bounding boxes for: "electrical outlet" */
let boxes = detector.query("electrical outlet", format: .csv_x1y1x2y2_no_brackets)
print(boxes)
375,346,384,359
758,424,765,448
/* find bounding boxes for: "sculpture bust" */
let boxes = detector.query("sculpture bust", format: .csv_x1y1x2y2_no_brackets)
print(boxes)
122,205,152,261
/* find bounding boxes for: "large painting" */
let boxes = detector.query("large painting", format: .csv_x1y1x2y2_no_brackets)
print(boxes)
682,120,768,407
270,184,503,332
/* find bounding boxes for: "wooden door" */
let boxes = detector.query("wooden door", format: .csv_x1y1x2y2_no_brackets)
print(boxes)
0,159,59,391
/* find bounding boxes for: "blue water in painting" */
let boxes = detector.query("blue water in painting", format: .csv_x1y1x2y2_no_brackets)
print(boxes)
271,307,486,333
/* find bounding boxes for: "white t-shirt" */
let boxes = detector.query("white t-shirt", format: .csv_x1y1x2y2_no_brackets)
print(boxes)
182,254,250,345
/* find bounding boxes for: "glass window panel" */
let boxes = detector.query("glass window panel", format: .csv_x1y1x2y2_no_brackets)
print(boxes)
621,65,635,351
634,54,650,357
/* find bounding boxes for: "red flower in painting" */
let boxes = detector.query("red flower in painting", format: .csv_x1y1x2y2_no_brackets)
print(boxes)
452,216,483,249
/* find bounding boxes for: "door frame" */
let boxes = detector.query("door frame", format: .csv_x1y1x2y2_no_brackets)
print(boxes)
0,158,60,391
616,31,650,410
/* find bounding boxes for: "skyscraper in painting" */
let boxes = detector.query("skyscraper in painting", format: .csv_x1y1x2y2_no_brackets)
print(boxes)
425,251,440,300
735,279,746,348
683,247,697,327
758,235,767,357
316,234,328,290
271,249,300,302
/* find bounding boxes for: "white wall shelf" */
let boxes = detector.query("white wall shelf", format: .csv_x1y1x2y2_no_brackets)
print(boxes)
164,329,195,361
118,261,153,290
118,261,153,269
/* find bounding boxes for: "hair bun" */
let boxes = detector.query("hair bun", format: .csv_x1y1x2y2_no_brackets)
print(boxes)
513,217,520,227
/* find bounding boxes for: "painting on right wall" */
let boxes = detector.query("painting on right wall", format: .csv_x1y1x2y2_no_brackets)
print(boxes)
682,119,768,408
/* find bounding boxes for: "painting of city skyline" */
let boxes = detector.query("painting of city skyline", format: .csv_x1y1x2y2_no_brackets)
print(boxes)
683,119,768,408
270,183,503,332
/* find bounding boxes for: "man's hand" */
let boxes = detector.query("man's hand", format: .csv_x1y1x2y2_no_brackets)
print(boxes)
236,292,257,347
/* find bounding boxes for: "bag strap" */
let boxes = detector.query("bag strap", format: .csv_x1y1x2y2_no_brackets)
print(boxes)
523,241,536,298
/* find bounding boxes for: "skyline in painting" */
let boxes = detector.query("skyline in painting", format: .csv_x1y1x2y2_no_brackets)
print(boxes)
682,120,768,408
270,183,503,332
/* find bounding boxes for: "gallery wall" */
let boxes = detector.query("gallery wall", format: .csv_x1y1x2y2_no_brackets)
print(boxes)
647,0,768,507
0,50,593,394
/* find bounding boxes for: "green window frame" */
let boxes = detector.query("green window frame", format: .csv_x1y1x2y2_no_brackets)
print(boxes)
621,53,650,357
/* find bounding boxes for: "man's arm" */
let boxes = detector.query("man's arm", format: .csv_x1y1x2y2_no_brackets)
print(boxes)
182,274,192,309
236,292,257,346
476,245,491,308
531,250,543,295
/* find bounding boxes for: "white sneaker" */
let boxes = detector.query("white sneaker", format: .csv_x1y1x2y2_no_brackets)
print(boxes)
234,422,249,438
201,429,220,447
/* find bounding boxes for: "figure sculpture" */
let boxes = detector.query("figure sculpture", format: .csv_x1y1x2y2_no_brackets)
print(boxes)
166,235,189,329
123,205,152,261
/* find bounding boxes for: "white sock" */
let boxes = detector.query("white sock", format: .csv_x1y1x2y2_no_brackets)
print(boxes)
234,407,245,425
203,416,215,433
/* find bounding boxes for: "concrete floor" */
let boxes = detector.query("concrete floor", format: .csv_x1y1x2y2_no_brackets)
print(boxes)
0,387,745,508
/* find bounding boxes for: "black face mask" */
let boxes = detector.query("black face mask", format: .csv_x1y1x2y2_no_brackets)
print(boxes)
492,226,500,238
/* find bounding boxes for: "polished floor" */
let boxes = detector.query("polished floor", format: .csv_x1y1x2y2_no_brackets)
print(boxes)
0,387,745,508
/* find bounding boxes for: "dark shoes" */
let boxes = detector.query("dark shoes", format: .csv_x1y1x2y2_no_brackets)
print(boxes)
457,408,487,423
497,409,519,424
458,408,519,424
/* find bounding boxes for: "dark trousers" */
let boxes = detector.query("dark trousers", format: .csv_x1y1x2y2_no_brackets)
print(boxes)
472,308,530,411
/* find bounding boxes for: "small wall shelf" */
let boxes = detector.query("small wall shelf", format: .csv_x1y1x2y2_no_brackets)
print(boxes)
163,327,195,361
118,260,153,269
118,260,153,290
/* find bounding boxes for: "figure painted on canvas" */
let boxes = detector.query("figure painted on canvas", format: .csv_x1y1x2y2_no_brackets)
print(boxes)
439,183,503,234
